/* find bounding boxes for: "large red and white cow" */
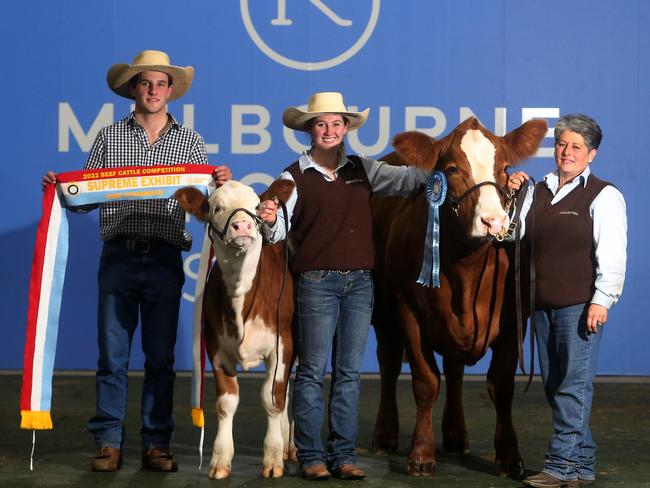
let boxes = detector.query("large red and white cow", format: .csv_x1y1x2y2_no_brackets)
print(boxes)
370,117,546,477
175,180,296,479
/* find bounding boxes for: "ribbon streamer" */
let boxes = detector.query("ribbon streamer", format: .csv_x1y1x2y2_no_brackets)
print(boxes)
416,170,448,287
20,164,216,431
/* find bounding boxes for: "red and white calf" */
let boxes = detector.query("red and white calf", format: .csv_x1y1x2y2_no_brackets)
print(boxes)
175,180,295,479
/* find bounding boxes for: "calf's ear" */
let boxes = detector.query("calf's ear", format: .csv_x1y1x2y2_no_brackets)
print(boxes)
503,119,548,163
174,187,210,222
260,179,296,204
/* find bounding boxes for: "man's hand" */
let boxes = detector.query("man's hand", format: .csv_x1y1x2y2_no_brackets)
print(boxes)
257,197,279,226
42,171,57,191
212,165,232,187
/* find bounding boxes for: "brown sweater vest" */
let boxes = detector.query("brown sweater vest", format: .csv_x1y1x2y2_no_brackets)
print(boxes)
527,175,610,309
286,157,374,273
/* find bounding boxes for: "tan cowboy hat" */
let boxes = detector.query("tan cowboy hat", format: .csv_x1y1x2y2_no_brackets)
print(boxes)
282,92,369,132
106,50,194,101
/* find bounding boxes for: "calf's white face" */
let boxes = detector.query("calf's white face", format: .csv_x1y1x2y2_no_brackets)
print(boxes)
208,181,261,252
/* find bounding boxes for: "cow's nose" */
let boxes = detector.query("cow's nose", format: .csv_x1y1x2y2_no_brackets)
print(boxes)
482,214,508,235
232,220,251,230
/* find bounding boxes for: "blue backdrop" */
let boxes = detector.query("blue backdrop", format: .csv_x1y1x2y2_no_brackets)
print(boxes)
2,0,647,374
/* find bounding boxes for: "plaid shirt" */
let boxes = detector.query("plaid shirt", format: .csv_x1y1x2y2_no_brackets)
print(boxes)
85,112,208,250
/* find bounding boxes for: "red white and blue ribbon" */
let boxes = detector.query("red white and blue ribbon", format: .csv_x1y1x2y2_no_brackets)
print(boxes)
417,170,448,287
191,229,214,469
21,164,216,431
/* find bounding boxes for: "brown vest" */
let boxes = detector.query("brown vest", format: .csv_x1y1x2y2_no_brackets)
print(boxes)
286,157,374,273
527,174,610,309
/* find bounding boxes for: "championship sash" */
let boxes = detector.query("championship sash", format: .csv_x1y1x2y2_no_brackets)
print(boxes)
20,164,216,430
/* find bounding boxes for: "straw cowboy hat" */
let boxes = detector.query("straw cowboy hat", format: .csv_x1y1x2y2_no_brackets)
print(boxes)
282,92,369,132
106,50,194,101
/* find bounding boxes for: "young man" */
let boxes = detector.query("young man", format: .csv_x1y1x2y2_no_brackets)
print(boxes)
42,50,231,472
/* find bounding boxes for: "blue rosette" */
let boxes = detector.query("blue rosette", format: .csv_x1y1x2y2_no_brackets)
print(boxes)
416,170,447,287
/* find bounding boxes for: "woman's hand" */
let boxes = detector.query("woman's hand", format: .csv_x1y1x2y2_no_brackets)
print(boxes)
507,171,529,193
258,197,279,226
586,303,608,334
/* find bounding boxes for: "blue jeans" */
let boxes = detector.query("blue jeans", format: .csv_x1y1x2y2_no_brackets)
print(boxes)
293,269,373,470
534,303,603,482
86,240,184,450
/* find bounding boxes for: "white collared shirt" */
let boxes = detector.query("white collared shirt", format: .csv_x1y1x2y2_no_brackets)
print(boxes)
516,166,627,309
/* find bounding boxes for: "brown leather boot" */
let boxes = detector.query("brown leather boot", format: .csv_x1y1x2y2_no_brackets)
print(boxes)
142,447,178,472
302,463,331,480
91,447,122,472
333,463,366,480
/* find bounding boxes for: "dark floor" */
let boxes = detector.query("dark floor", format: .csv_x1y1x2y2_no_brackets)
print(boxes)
1,372,648,487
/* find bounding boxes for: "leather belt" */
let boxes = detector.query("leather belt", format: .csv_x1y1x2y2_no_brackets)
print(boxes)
110,237,160,253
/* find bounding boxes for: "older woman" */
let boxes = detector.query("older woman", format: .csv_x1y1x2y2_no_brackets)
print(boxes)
508,114,627,488
258,92,427,480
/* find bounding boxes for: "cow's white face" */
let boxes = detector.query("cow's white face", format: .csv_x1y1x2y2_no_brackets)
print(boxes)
208,181,261,253
459,129,509,238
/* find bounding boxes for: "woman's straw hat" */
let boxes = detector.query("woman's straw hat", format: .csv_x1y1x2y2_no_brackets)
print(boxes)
282,92,369,132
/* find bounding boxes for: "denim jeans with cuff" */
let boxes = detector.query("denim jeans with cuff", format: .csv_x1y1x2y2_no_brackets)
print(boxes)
535,303,603,483
292,269,373,471
87,239,184,450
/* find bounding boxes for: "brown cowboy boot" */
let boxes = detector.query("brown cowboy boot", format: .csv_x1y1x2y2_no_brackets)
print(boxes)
332,463,366,480
302,463,331,480
91,447,122,472
142,447,178,472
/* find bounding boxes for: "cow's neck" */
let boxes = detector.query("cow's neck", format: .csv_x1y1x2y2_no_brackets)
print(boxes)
213,239,263,297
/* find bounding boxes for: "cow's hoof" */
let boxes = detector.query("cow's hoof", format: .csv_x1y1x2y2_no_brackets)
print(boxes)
208,466,231,479
406,461,435,477
262,464,284,478
496,459,525,479
442,436,470,455
371,436,398,454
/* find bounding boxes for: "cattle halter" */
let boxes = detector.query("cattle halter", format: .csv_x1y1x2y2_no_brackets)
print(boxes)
450,181,513,216
448,181,517,241
208,207,262,244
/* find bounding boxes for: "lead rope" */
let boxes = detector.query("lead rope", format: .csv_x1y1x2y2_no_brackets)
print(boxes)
512,179,537,392
271,199,289,407
525,183,538,393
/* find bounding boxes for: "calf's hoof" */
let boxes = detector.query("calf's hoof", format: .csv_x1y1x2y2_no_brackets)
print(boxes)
406,461,435,477
262,464,284,478
208,466,231,479
284,448,298,463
